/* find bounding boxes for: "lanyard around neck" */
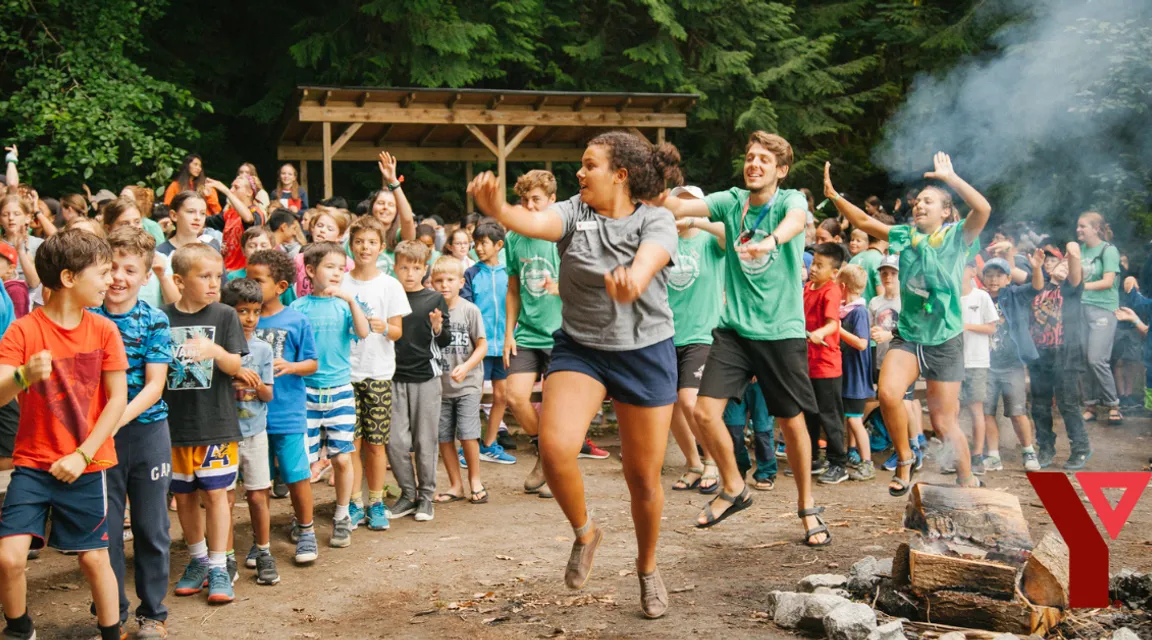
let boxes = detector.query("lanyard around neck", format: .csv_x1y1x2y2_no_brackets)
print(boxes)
740,189,779,238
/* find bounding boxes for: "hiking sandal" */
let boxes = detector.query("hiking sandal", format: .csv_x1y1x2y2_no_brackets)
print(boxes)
695,485,753,529
698,460,720,495
888,456,917,497
672,466,704,491
799,506,832,547
564,516,603,590
1108,408,1124,425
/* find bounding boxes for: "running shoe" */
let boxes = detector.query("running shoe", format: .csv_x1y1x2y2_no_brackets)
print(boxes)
810,459,830,476
414,499,434,522
226,555,237,585
479,442,517,465
983,455,1004,471
294,531,318,564
578,439,610,460
330,516,352,548
848,460,875,481
271,479,289,499
245,544,260,569
847,448,862,469
1,621,36,640
173,559,210,596
774,442,787,459
1063,450,1092,470
348,503,365,531
1037,448,1055,469
970,454,986,476
135,617,167,639
1022,450,1041,471
818,464,849,485
390,497,417,518
497,431,518,450
289,518,302,543
255,551,280,586
367,502,390,531
913,446,924,471
458,447,467,469
882,450,899,472
206,567,234,604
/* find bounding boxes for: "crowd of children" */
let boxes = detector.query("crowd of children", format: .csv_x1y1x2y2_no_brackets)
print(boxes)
0,130,1143,633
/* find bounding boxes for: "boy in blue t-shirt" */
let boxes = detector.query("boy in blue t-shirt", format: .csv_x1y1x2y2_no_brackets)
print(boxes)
835,265,875,481
221,279,278,586
247,249,320,566
93,227,174,638
289,243,370,549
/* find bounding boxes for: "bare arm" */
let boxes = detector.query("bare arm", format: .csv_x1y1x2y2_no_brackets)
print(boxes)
338,292,371,339
1066,242,1083,287
919,152,991,246
385,315,403,342
5,145,18,188
659,194,711,219
809,318,840,346
117,363,167,429
379,152,416,242
676,217,726,244
16,238,39,289
467,172,564,242
207,179,256,224
964,322,997,335
1084,270,1116,292
190,338,243,376
824,162,890,241
503,275,522,367
604,242,672,303
839,326,868,351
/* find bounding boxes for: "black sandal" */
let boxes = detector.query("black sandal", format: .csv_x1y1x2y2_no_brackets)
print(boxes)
888,456,917,497
695,485,752,529
799,506,832,547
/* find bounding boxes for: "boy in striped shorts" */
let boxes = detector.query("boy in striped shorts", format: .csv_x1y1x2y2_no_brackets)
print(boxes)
289,243,370,548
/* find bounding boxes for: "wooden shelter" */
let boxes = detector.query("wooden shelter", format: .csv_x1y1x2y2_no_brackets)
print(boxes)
277,86,698,206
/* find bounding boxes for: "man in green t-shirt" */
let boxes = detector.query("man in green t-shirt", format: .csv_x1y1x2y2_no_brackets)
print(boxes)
824,153,992,496
661,132,827,547
503,171,564,499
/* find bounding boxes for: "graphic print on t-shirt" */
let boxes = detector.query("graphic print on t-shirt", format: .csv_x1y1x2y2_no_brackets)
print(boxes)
875,307,899,333
255,327,287,360
38,352,102,438
990,302,1008,357
667,246,700,291
169,325,216,390
736,229,774,276
519,256,557,298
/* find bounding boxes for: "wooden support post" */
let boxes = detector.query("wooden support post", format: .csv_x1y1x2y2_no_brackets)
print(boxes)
300,161,308,197
657,127,666,145
545,161,552,172
497,124,507,195
322,122,333,199
330,123,362,156
466,162,474,213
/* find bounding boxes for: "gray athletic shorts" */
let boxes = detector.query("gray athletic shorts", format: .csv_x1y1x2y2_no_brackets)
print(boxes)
439,394,482,443
960,367,988,407
236,431,272,491
507,347,551,378
986,367,1027,417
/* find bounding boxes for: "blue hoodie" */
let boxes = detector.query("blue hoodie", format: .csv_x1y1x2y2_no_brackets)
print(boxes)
462,261,508,357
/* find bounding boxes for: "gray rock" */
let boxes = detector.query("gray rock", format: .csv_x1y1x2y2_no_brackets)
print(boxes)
813,586,851,598
1112,628,1140,640
822,603,877,640
866,620,904,640
772,592,809,629
799,573,849,592
763,590,782,618
773,592,852,631
937,633,966,640
1110,569,1152,609
993,635,1021,640
848,556,893,595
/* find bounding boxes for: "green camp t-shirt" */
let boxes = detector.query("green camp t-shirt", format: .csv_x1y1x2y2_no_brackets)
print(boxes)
887,220,972,346
504,231,562,349
668,231,726,346
850,248,884,303
704,187,808,341
1081,242,1120,311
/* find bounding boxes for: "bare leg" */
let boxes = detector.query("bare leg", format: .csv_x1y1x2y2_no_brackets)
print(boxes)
78,549,119,627
846,417,870,462
0,535,33,622
364,443,388,497
926,381,969,479
669,395,703,489
246,489,271,547
484,379,508,447
330,451,354,508
778,412,824,540
507,371,545,490
615,401,674,573
539,372,607,543
691,395,747,510
201,488,232,554
351,437,364,503
462,440,483,494
984,413,1002,455
175,493,206,547
969,403,987,456
878,350,921,492
287,479,314,525
437,442,465,499
1009,415,1034,448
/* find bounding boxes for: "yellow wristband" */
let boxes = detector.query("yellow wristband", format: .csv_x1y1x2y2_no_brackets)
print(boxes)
75,448,94,465
13,366,29,391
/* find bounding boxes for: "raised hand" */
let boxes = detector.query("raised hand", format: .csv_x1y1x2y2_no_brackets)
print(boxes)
429,308,444,334
923,152,956,182
1065,241,1081,260
152,252,168,277
204,177,228,192
466,172,503,217
823,162,838,200
378,151,398,184
675,217,694,231
1029,249,1045,272
604,266,641,303
4,144,17,162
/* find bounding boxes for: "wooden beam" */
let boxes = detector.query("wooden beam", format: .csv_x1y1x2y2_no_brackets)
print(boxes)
487,94,504,110
657,127,665,145
319,90,332,106
418,125,438,147
355,92,369,107
322,122,333,199
533,96,548,111
504,126,535,156
627,127,650,142
296,123,315,146
446,92,462,108
465,125,499,157
572,96,590,111
616,97,632,112
297,104,689,128
373,124,394,147
538,127,564,147
466,162,474,213
279,144,584,163
497,125,507,194
400,92,417,108
655,98,672,113
329,122,363,156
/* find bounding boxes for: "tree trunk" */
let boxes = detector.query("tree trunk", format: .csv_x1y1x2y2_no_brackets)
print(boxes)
1022,532,1071,608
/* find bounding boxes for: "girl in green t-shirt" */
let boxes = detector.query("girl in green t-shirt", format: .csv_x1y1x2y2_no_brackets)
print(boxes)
1076,211,1122,424
824,153,991,496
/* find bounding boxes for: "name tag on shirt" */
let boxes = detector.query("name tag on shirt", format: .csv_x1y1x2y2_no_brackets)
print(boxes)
576,220,597,232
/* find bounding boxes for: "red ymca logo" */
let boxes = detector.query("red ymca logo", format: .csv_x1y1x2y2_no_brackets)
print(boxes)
1028,472,1152,608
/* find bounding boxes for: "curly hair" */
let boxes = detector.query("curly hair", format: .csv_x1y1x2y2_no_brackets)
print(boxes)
587,131,683,201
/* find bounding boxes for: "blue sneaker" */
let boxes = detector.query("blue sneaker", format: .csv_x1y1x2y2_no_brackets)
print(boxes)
458,447,467,469
295,531,318,565
479,442,517,465
367,501,390,531
245,544,260,569
174,558,210,595
207,566,234,604
847,448,863,469
348,503,365,531
882,450,899,472
774,442,787,459
913,445,924,471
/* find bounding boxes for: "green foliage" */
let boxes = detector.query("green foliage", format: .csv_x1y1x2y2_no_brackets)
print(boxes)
0,0,210,191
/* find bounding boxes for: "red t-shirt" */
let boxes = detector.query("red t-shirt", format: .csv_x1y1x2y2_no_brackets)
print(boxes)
221,205,265,272
0,308,128,473
803,279,842,379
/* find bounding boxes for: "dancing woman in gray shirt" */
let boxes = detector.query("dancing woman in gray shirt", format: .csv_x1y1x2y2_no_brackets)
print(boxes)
468,131,681,619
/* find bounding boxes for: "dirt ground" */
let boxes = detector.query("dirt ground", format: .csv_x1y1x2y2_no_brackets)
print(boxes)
15,412,1152,639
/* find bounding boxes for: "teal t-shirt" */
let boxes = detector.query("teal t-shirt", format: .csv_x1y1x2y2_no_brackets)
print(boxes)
850,248,884,303
290,295,355,388
1081,242,1120,311
504,231,562,349
704,187,808,341
142,217,166,246
887,220,972,346
668,231,725,346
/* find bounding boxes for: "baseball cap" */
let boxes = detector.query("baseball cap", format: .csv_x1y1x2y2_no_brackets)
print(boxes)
91,189,117,205
983,257,1012,275
1042,245,1064,260
0,243,16,266
878,254,900,271
669,185,705,200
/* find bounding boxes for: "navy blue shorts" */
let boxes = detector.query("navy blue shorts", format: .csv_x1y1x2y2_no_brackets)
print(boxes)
483,356,508,382
0,467,110,552
547,330,677,407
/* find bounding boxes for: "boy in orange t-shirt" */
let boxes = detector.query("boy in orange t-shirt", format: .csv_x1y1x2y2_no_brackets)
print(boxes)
0,229,129,640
